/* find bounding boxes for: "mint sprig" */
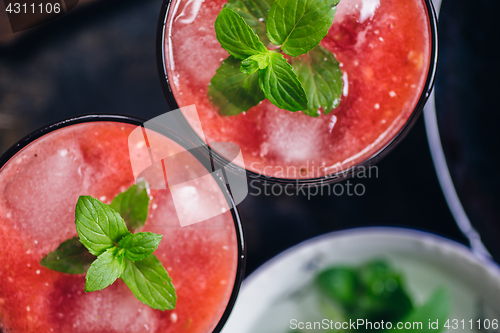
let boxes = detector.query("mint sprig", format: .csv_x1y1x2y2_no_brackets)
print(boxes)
85,247,126,292
214,7,308,111
267,0,340,57
209,56,265,115
259,52,307,111
40,184,177,311
77,195,175,310
39,237,96,274
225,0,273,44
75,196,131,256
121,255,176,311
40,183,150,273
241,53,271,74
292,45,343,116
110,181,150,232
118,232,163,262
215,7,269,60
209,0,342,116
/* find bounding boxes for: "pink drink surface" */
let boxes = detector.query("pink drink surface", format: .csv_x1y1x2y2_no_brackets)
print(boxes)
165,0,431,178
0,122,238,333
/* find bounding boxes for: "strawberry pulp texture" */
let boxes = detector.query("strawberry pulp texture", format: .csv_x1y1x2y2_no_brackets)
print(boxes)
0,122,238,333
165,0,431,178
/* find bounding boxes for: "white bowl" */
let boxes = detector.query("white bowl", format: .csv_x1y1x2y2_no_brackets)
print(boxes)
221,228,500,333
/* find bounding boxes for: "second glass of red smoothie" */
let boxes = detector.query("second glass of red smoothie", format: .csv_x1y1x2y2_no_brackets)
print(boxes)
0,115,245,333
158,0,438,184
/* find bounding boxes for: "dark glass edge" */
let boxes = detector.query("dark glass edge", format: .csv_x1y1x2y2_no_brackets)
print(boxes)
156,0,439,186
0,113,246,333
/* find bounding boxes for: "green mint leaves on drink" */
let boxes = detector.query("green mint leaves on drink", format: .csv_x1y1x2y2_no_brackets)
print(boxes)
75,196,130,256
259,52,307,111
241,53,271,74
76,196,175,310
266,0,340,57
208,56,265,116
215,7,269,59
110,181,150,232
40,183,150,274
40,237,96,274
214,7,307,112
121,254,177,311
209,0,342,116
85,247,126,292
225,0,273,44
292,45,343,116
40,183,177,311
118,232,163,262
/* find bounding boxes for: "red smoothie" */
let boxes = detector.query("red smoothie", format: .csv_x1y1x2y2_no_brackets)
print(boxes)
0,121,239,333
164,0,432,179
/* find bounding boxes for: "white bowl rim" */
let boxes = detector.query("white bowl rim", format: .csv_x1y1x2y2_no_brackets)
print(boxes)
243,227,500,289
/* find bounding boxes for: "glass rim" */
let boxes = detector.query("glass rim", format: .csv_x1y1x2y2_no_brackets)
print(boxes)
156,0,439,185
0,113,246,333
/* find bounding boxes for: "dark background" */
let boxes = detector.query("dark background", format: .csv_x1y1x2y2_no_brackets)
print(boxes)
435,0,500,262
0,0,477,276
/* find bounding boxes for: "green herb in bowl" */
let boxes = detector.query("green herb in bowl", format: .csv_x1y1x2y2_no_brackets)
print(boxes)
288,260,451,333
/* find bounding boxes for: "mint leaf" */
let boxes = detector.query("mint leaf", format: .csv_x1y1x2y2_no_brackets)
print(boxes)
110,181,150,232
118,232,162,262
75,196,130,256
315,260,415,324
241,53,271,74
209,56,265,116
215,7,269,59
121,254,176,310
315,266,358,305
387,289,450,333
85,247,126,292
259,52,307,111
40,237,96,274
266,0,340,57
292,45,342,116
225,0,275,43
356,260,414,322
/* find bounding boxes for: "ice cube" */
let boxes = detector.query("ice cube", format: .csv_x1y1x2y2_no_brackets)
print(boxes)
262,105,325,163
335,0,380,23
1,141,84,254
168,0,227,84
53,280,159,333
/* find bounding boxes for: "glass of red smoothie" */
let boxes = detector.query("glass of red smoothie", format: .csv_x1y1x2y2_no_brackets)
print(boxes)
157,0,438,185
0,114,245,333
